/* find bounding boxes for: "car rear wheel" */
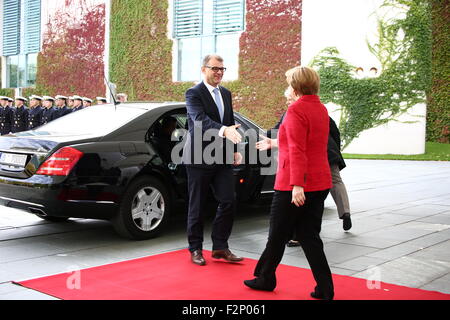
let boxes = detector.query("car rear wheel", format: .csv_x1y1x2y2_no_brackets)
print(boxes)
112,176,171,240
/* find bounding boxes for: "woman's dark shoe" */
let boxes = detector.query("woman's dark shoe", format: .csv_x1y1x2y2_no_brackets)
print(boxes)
310,287,334,300
243,277,276,292
286,240,301,247
342,213,352,231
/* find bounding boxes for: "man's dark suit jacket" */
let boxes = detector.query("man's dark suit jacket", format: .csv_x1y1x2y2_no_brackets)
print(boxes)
182,81,236,167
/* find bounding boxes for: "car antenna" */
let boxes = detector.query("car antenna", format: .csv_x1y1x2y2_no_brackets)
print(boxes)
104,76,119,109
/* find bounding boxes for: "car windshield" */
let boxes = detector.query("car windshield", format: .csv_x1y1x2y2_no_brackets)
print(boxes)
18,105,149,136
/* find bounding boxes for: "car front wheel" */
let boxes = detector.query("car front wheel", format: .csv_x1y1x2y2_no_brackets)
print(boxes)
112,176,171,240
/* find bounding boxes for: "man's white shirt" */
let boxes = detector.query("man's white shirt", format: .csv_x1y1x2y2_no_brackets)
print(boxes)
203,80,226,138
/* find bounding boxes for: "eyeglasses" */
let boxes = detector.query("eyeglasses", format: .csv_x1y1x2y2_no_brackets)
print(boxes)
205,66,227,73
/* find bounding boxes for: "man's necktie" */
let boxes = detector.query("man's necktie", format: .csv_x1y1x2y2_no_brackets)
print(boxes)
213,88,224,123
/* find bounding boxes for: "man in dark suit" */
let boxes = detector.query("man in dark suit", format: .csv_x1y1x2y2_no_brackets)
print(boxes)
183,54,244,266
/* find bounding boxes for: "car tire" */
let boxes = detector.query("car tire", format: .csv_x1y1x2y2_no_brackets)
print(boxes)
112,176,171,240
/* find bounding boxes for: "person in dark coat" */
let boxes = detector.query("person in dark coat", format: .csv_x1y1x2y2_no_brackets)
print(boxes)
0,96,13,135
328,118,352,230
27,95,44,130
11,96,29,133
41,96,58,125
71,96,84,112
54,95,72,119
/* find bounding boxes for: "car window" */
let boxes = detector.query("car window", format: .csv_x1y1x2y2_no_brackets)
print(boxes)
17,105,148,136
146,112,187,163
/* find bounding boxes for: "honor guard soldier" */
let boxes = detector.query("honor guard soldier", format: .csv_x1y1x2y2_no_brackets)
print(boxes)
71,96,84,112
96,97,107,105
7,98,15,109
0,96,13,135
68,96,75,109
27,95,44,130
41,96,57,125
55,95,71,119
11,96,29,133
83,97,93,107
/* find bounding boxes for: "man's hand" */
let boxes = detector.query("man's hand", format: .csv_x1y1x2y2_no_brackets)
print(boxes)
256,134,277,151
224,124,242,144
292,185,305,207
233,152,243,166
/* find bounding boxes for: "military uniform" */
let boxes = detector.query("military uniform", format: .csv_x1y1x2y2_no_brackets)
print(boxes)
57,106,72,118
0,96,13,135
54,95,72,119
27,95,44,130
12,106,29,133
0,106,14,135
11,96,30,133
27,106,43,130
40,96,58,125
71,96,84,113
41,106,58,125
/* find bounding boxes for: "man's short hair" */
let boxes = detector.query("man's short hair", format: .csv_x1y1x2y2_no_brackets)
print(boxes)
285,66,320,96
202,54,224,67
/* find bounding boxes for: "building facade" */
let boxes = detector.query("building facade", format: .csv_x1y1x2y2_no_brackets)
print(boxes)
0,0,446,144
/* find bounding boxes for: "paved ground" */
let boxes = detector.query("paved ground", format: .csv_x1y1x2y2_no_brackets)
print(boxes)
0,159,449,300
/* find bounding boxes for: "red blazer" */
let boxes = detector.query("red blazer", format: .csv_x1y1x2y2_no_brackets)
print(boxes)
274,95,332,192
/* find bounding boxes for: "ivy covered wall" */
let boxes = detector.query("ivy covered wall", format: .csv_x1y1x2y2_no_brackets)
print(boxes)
109,0,302,129
34,0,106,98
429,0,449,143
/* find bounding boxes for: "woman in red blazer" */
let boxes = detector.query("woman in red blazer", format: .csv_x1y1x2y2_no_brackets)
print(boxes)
244,67,334,300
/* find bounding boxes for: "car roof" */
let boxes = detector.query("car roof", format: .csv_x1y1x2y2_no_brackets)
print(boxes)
107,102,186,112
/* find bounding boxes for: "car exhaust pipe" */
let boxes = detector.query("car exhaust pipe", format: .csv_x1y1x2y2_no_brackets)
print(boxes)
29,207,48,217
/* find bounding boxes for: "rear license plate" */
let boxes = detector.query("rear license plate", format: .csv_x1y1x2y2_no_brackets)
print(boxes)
0,153,28,167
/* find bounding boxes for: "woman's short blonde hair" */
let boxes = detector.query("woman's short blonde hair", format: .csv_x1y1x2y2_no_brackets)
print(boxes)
285,66,320,96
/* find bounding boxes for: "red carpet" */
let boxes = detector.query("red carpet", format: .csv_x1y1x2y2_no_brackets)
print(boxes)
15,250,450,300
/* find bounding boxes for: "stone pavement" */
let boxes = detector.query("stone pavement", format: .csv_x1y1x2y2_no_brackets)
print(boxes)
0,159,449,300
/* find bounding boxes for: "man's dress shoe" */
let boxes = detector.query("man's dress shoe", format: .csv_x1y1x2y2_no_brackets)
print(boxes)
211,249,244,262
191,250,206,266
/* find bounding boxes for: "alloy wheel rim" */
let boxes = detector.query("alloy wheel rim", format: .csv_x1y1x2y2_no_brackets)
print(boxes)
131,186,165,232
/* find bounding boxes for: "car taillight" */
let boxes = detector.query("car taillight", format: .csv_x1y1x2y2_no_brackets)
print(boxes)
36,147,84,176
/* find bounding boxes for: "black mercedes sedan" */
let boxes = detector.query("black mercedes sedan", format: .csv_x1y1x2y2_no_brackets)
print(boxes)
0,103,275,240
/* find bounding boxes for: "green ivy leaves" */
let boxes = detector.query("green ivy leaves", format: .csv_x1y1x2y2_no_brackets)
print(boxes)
311,0,433,148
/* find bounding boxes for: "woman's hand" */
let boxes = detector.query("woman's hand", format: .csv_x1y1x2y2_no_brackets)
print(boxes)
292,185,305,207
256,135,277,151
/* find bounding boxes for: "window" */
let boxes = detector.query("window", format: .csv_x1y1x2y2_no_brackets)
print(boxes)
172,0,245,82
2,0,41,88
